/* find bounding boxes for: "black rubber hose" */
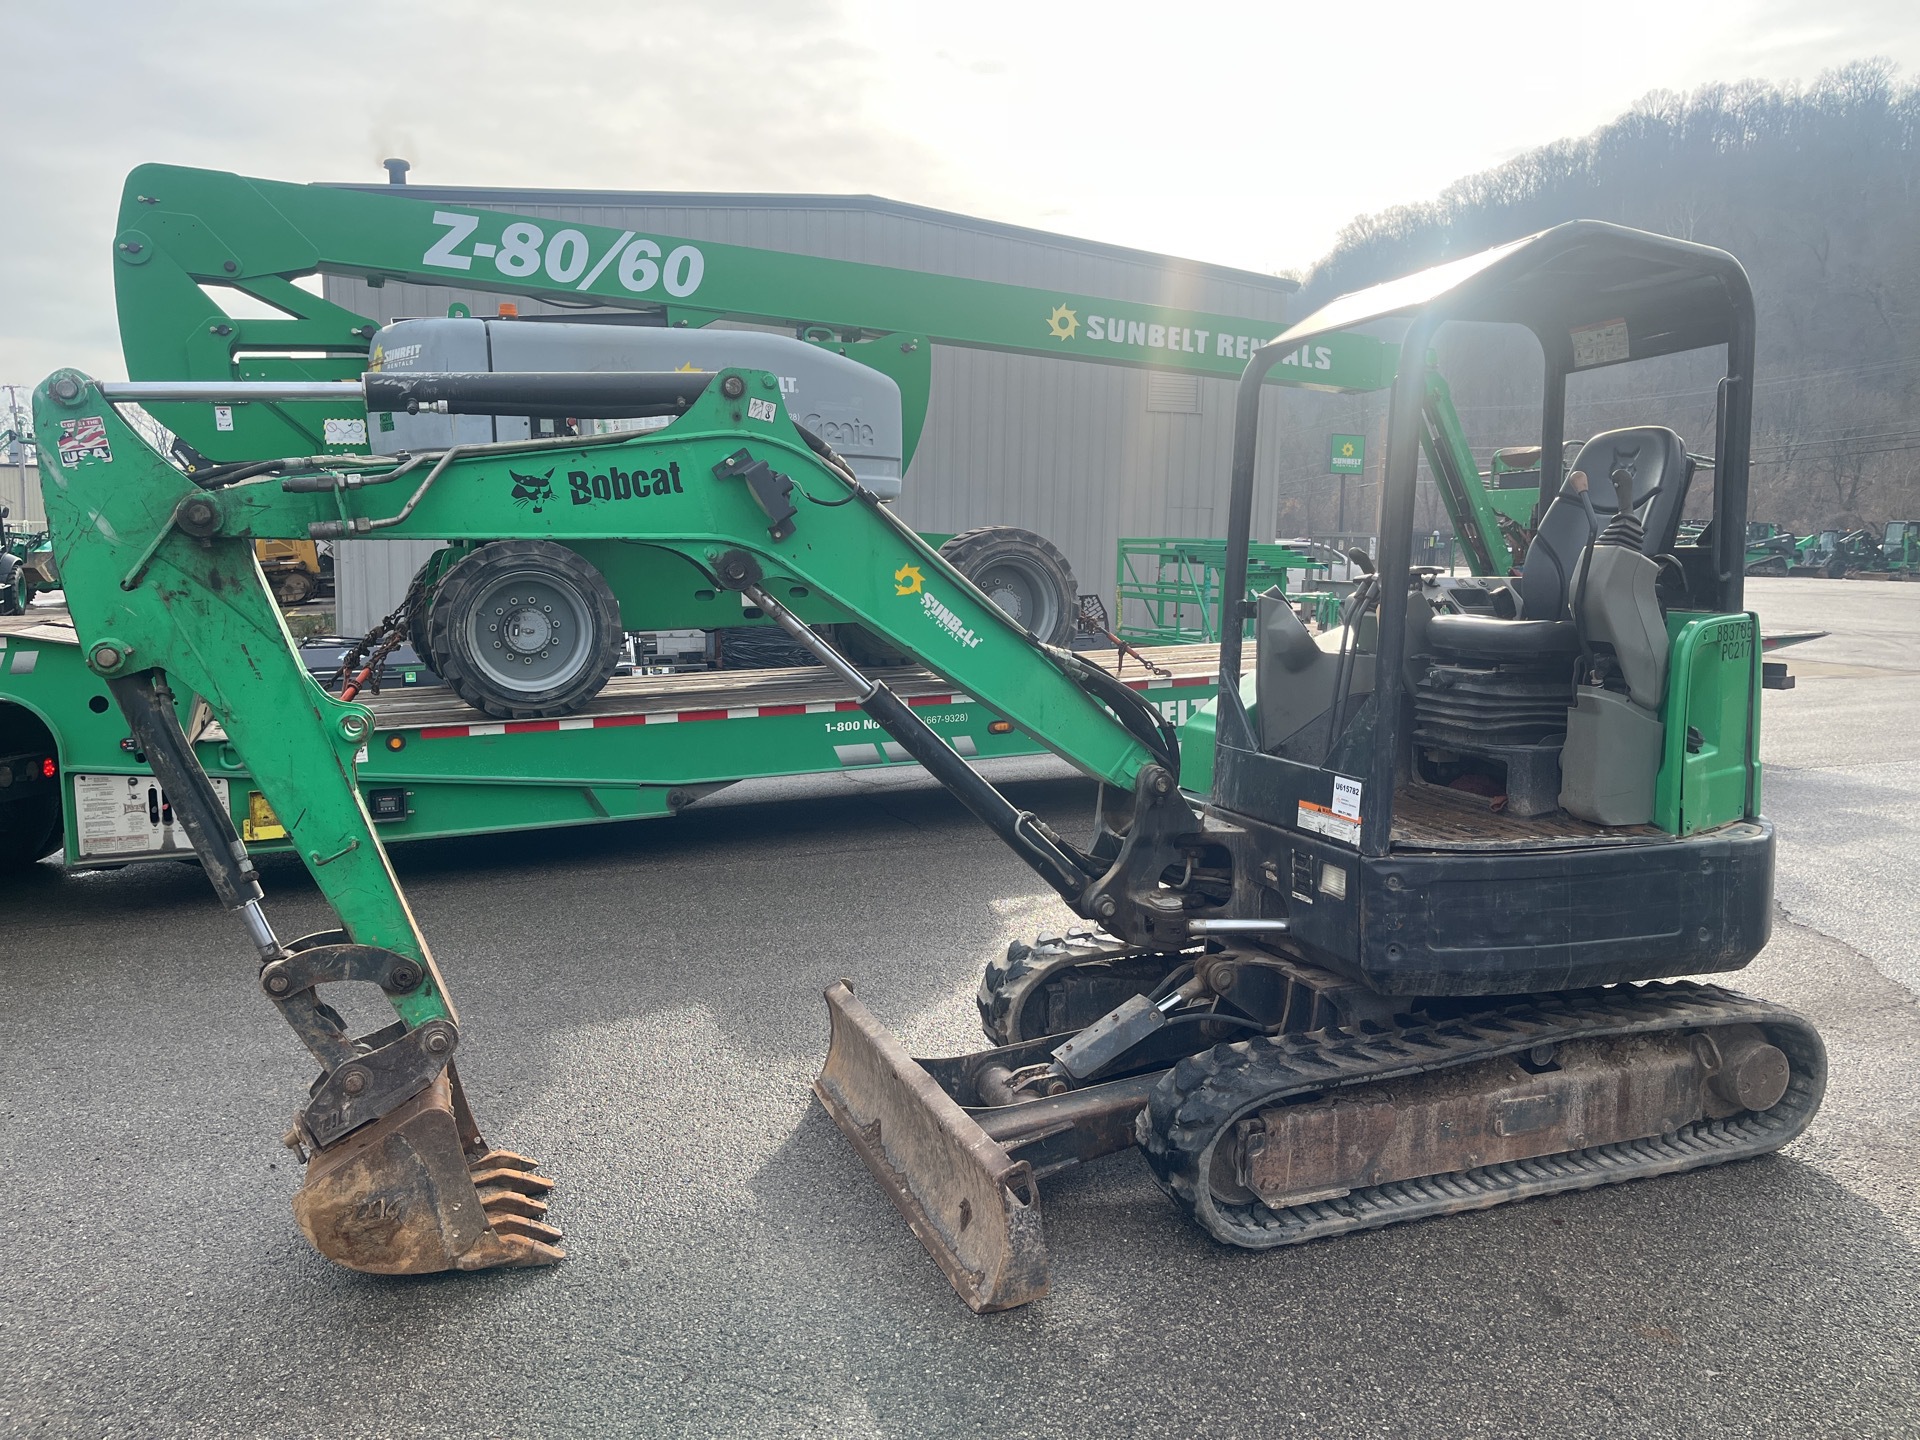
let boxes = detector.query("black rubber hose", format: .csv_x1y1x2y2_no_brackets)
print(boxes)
790,421,862,490
1324,572,1378,764
1060,651,1181,779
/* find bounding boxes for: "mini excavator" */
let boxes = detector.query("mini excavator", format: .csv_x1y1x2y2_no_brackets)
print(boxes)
34,222,1820,1302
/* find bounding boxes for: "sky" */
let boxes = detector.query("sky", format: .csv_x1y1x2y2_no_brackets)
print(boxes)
2,0,1915,389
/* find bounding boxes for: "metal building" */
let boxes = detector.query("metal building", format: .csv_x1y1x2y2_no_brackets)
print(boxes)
323,179,1301,636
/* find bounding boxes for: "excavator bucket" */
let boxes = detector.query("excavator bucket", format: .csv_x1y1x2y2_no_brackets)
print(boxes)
814,981,1050,1312
291,1065,565,1274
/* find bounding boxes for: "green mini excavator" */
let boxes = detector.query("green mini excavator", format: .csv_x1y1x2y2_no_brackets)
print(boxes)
35,221,1820,1302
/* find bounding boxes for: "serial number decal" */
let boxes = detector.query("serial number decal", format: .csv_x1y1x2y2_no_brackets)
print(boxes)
422,211,706,298
1718,629,1752,662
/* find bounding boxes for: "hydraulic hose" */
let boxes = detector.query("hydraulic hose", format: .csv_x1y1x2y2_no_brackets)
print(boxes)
1058,650,1181,779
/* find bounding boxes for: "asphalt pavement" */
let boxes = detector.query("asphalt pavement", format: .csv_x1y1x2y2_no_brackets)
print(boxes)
2,578,1917,1439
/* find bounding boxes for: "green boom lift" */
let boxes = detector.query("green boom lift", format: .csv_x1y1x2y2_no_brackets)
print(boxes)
111,164,1393,469
3,162,1405,872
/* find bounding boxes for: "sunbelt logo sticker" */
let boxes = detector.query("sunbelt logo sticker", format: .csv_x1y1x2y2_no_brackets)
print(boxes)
892,563,980,648
920,590,982,649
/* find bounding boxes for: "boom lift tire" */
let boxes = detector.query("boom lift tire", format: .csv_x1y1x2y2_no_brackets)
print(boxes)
0,706,63,871
939,526,1078,647
0,802,61,870
836,526,1080,668
424,540,622,719
270,569,317,606
406,558,437,666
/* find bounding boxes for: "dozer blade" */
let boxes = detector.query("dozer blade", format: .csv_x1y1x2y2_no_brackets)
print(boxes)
291,1067,565,1274
815,981,1049,1313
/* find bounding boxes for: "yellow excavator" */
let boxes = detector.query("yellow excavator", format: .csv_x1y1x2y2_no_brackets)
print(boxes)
34,222,1820,1305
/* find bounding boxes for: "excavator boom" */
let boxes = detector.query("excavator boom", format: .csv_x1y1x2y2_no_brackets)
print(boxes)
35,362,1174,1274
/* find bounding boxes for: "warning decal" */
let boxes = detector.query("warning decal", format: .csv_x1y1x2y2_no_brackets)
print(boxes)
1297,799,1360,848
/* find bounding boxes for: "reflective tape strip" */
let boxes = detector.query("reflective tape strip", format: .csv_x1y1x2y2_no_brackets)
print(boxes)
406,672,1217,740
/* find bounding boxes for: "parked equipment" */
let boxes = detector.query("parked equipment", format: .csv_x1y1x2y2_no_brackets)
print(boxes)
0,505,58,614
254,538,333,606
1860,520,1920,579
35,221,1821,1299
815,223,1823,1310
95,162,1397,704
1741,521,1801,576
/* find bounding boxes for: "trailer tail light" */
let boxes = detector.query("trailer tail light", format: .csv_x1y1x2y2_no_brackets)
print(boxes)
41,756,56,778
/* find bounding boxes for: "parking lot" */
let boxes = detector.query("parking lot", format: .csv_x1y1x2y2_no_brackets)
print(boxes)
2,577,1917,1439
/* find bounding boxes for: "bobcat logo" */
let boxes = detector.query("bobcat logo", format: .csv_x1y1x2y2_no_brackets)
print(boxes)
509,468,556,513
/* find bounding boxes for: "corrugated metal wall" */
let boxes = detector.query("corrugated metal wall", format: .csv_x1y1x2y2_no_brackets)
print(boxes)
325,189,1294,635
1,455,42,531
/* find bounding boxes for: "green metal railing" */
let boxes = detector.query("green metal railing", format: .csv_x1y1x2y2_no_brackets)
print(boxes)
1115,536,1322,644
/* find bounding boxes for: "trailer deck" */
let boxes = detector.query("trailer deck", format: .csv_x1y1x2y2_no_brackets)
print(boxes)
1,611,1219,867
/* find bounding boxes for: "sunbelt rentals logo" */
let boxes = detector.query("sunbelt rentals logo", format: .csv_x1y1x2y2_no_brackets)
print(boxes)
890,562,980,648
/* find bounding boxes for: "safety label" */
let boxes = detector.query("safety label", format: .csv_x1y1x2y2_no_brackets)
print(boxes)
1571,317,1629,368
73,773,229,860
1297,799,1360,847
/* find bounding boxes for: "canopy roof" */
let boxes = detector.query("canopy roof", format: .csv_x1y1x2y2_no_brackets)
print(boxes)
1273,221,1753,371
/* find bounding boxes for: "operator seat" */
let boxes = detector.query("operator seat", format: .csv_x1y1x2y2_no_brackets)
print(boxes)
1427,426,1693,657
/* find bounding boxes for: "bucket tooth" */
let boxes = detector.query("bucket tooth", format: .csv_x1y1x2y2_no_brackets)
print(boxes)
291,1071,565,1274
469,1165,557,1195
476,1187,551,1220
488,1214,567,1246
815,980,1050,1313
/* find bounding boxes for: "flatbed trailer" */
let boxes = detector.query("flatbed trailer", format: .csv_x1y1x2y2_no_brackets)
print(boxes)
0,610,1215,870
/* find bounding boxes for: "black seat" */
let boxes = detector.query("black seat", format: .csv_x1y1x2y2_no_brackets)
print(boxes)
1425,614,1581,658
1430,426,1692,660
1517,426,1691,622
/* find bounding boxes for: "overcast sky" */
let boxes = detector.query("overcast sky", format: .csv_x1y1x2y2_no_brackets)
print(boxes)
3,0,1915,390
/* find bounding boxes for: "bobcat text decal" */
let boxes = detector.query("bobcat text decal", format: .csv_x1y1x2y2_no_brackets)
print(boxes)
568,461,684,506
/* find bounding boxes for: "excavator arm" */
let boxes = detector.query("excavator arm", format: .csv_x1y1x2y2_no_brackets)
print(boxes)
34,362,1183,1276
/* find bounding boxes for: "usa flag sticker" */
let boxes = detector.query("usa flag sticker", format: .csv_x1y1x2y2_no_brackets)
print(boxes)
57,415,113,466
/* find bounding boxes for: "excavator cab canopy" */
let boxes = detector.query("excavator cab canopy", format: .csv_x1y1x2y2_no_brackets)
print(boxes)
1224,220,1758,689
1213,221,1763,920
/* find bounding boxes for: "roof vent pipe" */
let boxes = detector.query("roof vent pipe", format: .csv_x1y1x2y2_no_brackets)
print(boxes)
382,158,410,185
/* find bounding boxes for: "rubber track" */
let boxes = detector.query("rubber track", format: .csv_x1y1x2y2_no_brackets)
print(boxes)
1137,981,1826,1249
977,929,1190,1046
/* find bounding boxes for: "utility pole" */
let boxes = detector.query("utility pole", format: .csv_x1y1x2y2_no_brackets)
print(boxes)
3,385,30,526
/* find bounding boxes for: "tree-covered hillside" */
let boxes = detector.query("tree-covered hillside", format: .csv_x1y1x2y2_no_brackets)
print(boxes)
1280,61,1919,535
